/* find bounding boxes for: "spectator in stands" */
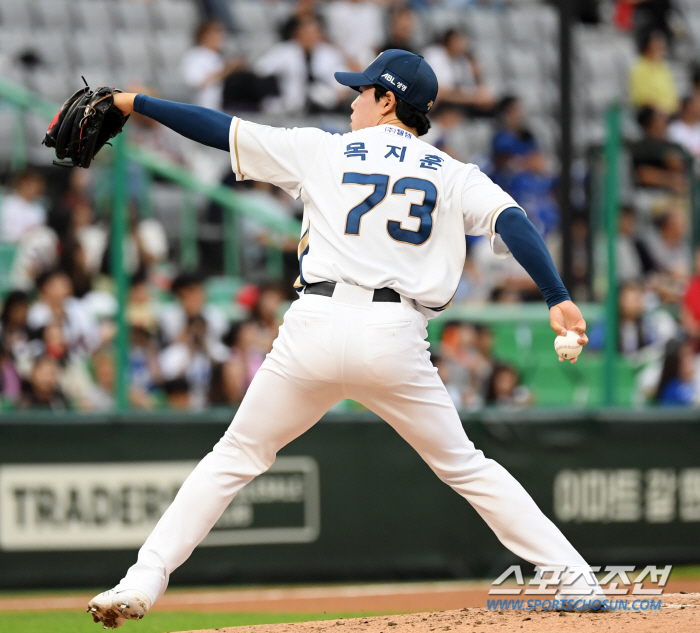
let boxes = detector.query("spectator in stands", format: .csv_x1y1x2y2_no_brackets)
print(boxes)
469,233,538,303
655,338,697,406
128,271,159,335
491,97,559,237
218,319,265,404
589,280,678,356
439,321,492,408
128,326,162,410
681,248,700,347
492,97,545,176
619,280,676,355
59,237,92,299
162,377,190,409
380,7,418,55
0,170,46,244
86,348,115,412
644,205,691,281
485,363,532,408
40,321,68,364
629,30,678,115
422,103,467,159
198,0,237,34
159,314,227,410
19,355,69,410
423,29,496,115
473,323,496,400
325,0,386,69
27,270,100,357
453,242,489,303
0,340,20,407
431,353,465,410
254,15,348,115
617,205,655,283
249,283,286,353
0,290,30,361
667,92,700,170
182,21,244,110
633,0,675,47
630,106,688,193
159,271,228,348
48,169,94,243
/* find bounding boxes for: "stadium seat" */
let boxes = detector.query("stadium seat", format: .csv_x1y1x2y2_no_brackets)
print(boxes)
233,1,272,33
151,31,191,68
0,0,33,28
71,0,115,32
32,0,72,29
503,8,543,47
0,29,34,57
112,32,156,82
70,33,116,70
151,0,199,34
111,0,155,32
466,10,502,44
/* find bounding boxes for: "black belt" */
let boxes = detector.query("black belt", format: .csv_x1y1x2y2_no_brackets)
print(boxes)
304,281,400,303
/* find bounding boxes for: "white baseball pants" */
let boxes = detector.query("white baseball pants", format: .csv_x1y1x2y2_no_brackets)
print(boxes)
117,284,589,604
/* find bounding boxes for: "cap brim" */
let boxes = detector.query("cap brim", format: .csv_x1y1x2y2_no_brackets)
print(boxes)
334,71,373,90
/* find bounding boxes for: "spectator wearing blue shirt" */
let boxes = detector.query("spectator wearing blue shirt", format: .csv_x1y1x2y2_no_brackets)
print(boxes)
491,97,559,237
655,339,697,406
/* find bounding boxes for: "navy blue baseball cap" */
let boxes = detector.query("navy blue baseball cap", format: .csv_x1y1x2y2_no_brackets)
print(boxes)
335,49,438,114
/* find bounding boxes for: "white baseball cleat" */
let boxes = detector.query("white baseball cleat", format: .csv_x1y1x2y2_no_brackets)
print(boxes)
87,589,152,629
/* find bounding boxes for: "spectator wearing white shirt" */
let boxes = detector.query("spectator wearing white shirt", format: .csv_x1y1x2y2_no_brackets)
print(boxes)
26,269,101,358
159,314,228,410
254,15,349,115
158,272,228,350
0,171,46,244
325,0,386,69
668,92,700,171
423,29,496,115
182,21,243,110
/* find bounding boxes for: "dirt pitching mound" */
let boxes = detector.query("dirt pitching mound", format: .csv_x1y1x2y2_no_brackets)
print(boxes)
177,593,700,633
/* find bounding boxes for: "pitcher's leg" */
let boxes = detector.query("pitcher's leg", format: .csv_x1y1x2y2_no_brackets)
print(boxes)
116,367,341,604
356,366,587,569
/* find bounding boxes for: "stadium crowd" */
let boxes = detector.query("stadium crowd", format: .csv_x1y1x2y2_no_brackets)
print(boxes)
1,0,700,410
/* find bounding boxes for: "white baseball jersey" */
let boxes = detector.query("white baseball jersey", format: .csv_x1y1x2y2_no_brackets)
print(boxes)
229,119,523,314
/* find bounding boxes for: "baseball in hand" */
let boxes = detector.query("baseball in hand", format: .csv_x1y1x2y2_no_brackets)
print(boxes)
554,330,582,360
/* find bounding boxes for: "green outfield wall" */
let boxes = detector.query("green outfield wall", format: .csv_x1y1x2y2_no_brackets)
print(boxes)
0,409,699,589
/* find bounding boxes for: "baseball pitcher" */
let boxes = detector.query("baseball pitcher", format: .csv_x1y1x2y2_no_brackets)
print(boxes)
45,51,602,627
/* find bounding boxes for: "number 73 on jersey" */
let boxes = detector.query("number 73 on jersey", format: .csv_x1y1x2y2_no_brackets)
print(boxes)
342,173,437,246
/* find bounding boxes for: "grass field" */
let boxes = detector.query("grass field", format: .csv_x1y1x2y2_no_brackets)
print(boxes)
0,611,375,633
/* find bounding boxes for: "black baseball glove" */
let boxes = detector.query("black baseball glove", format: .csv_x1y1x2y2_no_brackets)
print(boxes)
43,83,130,168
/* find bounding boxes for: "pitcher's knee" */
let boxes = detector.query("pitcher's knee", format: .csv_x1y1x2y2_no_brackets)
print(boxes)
434,454,504,488
212,431,275,478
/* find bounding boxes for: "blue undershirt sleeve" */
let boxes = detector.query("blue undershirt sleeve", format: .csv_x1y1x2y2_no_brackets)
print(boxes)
133,94,232,152
494,207,571,308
